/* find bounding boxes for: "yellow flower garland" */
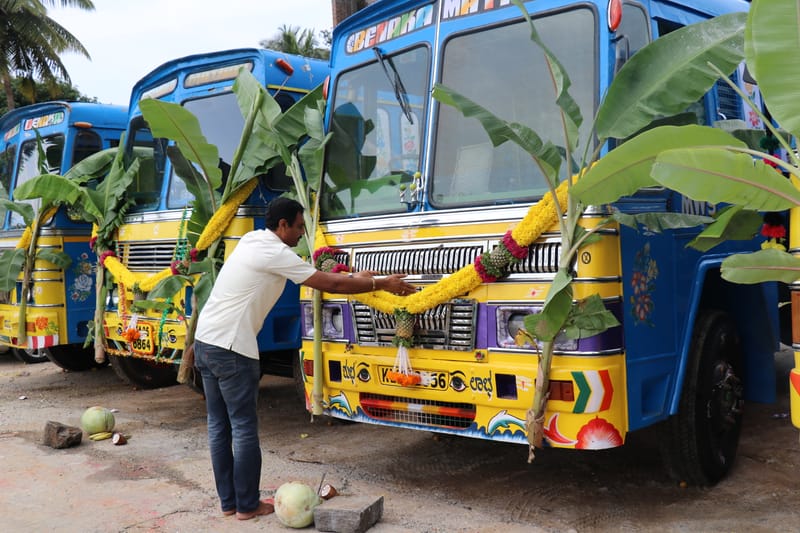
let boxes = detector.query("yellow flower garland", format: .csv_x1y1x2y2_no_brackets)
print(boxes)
325,179,570,315
99,178,259,290
15,207,58,250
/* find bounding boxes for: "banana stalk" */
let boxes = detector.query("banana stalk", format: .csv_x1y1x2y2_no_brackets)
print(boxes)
526,339,553,462
93,263,107,363
312,288,323,416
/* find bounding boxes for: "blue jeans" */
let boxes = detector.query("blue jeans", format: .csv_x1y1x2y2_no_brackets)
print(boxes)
194,340,262,514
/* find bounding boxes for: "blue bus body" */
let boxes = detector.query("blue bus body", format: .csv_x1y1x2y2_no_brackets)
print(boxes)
0,101,127,367
105,49,328,387
304,0,776,485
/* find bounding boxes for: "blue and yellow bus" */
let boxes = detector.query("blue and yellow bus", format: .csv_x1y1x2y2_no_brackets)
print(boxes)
0,101,127,367
300,0,779,485
104,48,328,388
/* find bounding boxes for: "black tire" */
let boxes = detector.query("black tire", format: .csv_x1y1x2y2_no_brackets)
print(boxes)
12,346,49,364
659,310,744,486
45,344,107,371
109,354,178,389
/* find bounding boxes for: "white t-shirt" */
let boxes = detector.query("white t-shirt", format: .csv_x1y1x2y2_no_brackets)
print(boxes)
194,229,316,359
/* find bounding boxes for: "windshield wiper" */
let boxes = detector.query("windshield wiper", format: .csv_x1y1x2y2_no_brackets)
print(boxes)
372,47,414,124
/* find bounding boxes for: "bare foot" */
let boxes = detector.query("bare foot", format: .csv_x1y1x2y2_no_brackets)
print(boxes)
236,499,275,521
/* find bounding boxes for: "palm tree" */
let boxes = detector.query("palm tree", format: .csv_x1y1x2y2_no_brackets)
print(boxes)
0,0,94,110
260,24,330,60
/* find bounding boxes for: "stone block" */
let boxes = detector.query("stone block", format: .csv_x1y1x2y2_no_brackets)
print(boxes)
43,421,83,449
314,494,384,533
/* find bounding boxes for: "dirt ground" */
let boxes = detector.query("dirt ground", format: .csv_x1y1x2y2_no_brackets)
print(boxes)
1,349,799,533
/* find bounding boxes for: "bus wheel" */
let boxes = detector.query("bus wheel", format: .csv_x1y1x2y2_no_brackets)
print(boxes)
109,354,178,389
659,310,744,486
45,344,107,371
12,347,49,364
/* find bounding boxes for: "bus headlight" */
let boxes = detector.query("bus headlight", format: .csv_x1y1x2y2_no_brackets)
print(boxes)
302,303,346,340
496,306,577,351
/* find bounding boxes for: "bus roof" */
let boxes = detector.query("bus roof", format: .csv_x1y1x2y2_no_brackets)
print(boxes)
333,0,751,42
0,101,128,134
129,47,330,109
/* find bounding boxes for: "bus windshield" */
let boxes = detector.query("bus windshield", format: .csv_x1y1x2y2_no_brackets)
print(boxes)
166,92,244,208
11,135,64,227
431,7,597,207
322,45,429,219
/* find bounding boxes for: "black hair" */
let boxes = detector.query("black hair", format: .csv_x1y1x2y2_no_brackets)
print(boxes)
265,197,304,230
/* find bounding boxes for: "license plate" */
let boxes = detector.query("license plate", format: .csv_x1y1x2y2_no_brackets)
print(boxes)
130,323,154,355
379,366,449,390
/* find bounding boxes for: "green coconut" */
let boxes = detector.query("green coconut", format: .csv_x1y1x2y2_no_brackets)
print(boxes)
80,406,115,434
274,481,322,528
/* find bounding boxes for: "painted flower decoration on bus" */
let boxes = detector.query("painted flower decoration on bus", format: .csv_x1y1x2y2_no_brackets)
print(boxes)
574,417,623,449
69,253,94,302
630,243,658,327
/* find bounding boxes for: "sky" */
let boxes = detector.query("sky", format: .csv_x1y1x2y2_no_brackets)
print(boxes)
48,0,333,107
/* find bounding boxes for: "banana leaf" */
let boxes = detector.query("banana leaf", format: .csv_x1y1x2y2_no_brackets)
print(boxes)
524,270,573,342
687,206,763,252
745,0,800,138
721,248,800,284
652,146,800,211
63,148,118,184
0,199,34,228
299,102,334,194
511,0,582,152
167,146,218,245
139,99,222,190
14,174,102,221
597,12,746,140
612,212,713,233
0,249,25,292
572,125,743,204
35,249,72,269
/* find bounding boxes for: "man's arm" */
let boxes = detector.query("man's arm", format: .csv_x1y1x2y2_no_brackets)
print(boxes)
303,270,416,296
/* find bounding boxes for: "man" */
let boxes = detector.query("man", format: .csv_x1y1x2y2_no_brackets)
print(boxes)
194,197,415,520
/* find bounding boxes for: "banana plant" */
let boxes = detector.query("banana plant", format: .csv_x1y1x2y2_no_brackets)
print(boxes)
433,0,750,460
573,0,800,284
3,143,125,350
136,70,329,382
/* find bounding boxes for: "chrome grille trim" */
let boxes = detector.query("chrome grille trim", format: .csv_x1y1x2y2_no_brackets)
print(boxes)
117,239,185,272
354,243,484,275
345,238,566,277
352,299,476,351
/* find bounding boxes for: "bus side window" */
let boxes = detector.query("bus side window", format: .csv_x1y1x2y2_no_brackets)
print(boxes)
72,130,102,165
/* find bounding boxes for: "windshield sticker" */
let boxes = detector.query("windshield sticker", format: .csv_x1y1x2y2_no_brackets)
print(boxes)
3,123,20,141
441,0,515,21
23,111,65,131
346,4,435,54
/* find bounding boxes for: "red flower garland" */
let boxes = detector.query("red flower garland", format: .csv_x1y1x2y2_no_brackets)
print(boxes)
761,223,786,239
473,256,497,283
98,250,116,266
502,230,529,260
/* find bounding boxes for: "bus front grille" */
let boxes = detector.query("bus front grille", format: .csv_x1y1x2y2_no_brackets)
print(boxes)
117,239,184,272
352,300,476,350
359,393,476,429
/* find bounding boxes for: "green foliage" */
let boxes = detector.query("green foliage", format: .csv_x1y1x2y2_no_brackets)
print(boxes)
138,99,222,190
612,212,713,233
35,249,71,269
687,207,762,252
572,126,742,204
563,295,620,340
0,248,25,291
721,249,800,284
745,0,800,139
596,12,747,140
